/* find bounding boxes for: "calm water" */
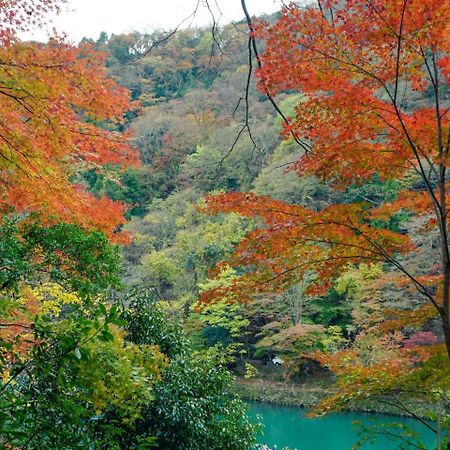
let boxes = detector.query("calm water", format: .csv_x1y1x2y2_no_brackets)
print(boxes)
249,402,437,450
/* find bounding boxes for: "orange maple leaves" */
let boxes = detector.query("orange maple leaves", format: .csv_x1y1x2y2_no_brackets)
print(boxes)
196,7,450,414
254,0,449,187
0,27,140,241
201,192,413,304
201,0,449,324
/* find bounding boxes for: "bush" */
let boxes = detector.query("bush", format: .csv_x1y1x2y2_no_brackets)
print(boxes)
123,292,259,449
146,349,258,450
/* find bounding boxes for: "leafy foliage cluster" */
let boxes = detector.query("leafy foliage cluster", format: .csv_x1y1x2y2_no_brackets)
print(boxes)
0,219,257,448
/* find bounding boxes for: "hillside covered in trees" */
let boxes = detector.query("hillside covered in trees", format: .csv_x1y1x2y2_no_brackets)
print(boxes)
1,0,449,449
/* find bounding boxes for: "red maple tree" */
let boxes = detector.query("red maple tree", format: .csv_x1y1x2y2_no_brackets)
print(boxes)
203,0,450,359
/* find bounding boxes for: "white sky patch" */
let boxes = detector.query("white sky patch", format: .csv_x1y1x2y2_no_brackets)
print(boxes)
21,0,287,43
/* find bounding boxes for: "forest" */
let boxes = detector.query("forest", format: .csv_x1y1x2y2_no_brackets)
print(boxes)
0,0,449,448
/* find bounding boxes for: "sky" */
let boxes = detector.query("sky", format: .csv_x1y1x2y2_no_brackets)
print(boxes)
23,0,286,43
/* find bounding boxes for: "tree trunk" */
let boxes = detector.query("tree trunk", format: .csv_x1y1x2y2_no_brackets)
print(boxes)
441,263,450,361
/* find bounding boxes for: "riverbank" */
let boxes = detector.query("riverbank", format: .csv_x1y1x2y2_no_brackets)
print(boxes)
236,378,434,418
236,378,328,408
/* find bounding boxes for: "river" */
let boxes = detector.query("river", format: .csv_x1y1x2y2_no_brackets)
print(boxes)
248,402,437,449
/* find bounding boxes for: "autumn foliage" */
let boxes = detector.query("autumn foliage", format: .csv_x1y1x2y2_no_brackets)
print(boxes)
0,1,139,241
0,0,63,45
203,0,450,363
202,192,413,300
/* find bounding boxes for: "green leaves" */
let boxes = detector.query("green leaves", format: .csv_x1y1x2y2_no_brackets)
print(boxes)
0,296,166,449
122,289,188,359
146,348,259,450
122,290,259,449
0,215,122,296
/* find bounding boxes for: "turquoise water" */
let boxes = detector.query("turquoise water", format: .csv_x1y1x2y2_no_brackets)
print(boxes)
249,402,437,449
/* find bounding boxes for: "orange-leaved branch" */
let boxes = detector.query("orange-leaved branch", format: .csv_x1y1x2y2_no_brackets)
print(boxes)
0,37,140,242
201,192,413,303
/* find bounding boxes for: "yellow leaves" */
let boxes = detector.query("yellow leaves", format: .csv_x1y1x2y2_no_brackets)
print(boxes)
195,297,249,338
77,325,168,423
178,60,193,70
1,368,11,385
243,362,259,379
198,264,238,294
335,263,383,298
258,323,326,353
141,250,179,285
194,267,249,338
23,282,82,317
320,326,349,353
236,64,249,74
